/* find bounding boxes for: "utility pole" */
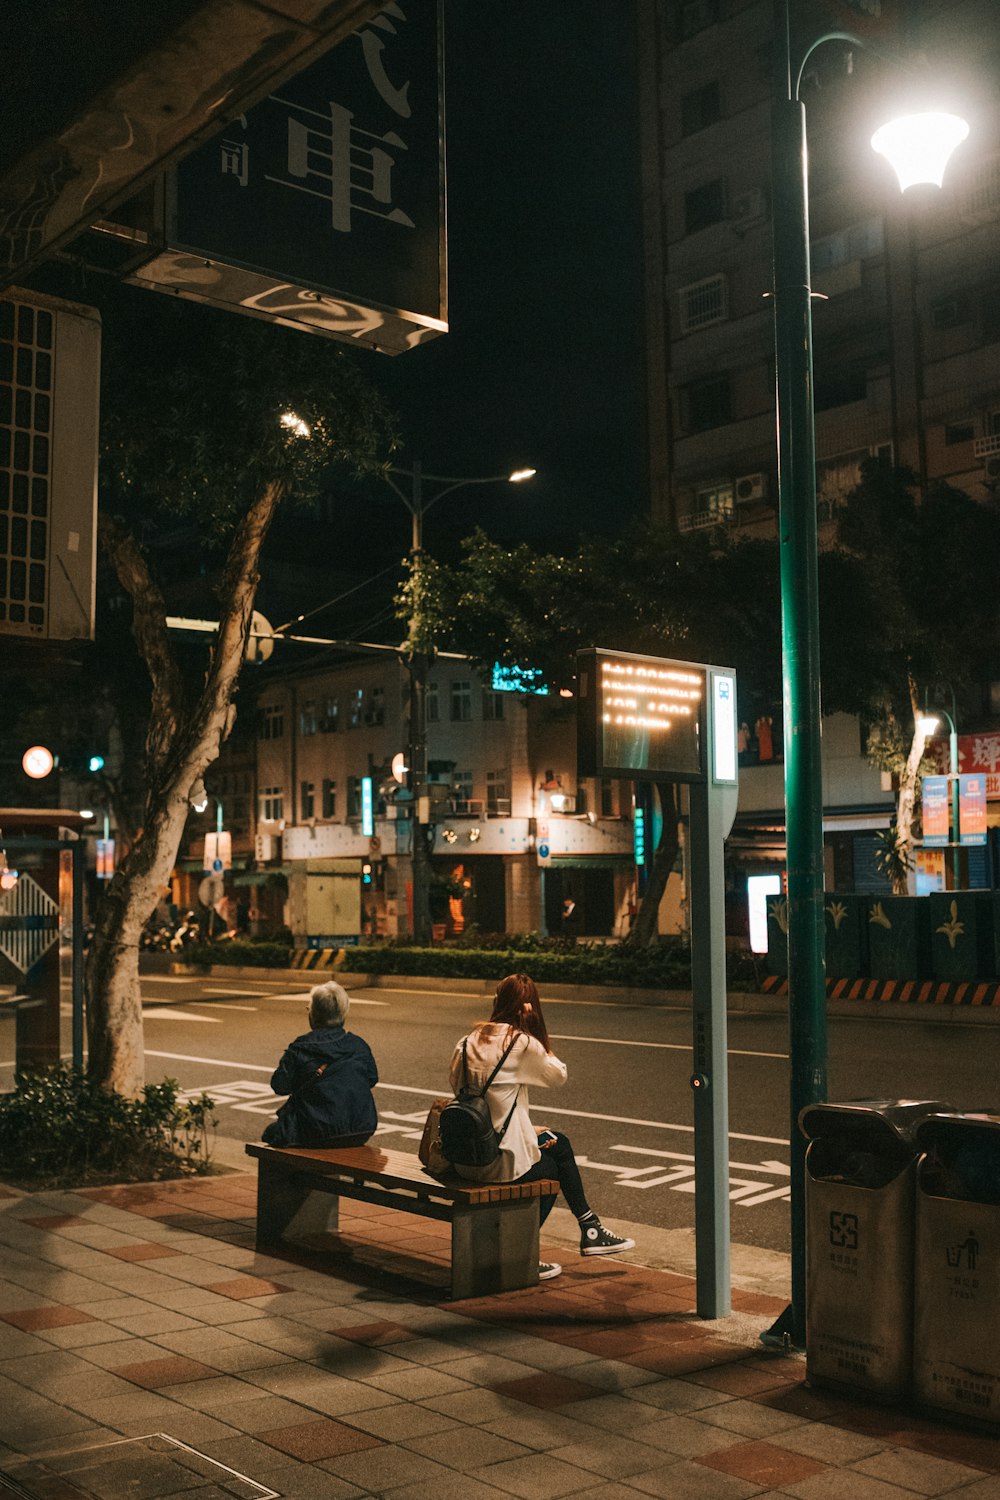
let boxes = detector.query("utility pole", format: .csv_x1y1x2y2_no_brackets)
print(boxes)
381,460,536,944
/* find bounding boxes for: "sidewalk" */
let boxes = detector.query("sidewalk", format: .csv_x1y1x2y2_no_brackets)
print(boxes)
2,1166,999,1500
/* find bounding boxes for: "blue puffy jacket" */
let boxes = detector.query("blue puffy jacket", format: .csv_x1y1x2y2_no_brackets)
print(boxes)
263,1025,378,1147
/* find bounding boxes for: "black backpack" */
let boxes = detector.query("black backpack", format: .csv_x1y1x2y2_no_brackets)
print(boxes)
439,1034,520,1168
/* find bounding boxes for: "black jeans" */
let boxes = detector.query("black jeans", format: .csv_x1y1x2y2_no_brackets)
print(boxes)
515,1131,590,1225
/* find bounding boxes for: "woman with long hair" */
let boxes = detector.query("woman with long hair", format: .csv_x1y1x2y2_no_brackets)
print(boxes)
449,972,634,1281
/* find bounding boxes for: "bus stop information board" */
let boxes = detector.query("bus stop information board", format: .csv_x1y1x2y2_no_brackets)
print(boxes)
577,648,706,782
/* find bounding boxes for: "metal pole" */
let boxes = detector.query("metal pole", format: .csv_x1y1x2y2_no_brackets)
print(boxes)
408,461,432,945
768,0,828,1348
71,837,85,1069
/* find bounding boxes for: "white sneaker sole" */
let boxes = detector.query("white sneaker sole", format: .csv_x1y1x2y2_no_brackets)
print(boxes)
581,1237,635,1257
538,1262,562,1280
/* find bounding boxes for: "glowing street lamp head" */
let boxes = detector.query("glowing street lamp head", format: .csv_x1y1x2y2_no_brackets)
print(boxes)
508,468,536,483
22,745,54,779
280,411,311,439
916,714,940,737
871,111,969,192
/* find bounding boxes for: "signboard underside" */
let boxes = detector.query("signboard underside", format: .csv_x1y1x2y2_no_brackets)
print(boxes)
129,2,446,355
577,647,707,783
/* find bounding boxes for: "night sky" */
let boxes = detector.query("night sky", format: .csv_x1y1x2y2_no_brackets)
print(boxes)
293,0,647,610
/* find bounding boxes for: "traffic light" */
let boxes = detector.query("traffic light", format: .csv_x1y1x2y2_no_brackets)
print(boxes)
361,860,374,887
87,754,105,773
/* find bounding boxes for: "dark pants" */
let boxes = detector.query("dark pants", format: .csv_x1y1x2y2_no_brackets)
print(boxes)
515,1131,590,1225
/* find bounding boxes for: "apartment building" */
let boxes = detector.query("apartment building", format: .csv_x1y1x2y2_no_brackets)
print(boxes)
637,0,1000,884
640,0,1000,533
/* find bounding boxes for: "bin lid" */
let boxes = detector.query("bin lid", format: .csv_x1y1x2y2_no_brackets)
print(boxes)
915,1111,1000,1155
799,1099,955,1147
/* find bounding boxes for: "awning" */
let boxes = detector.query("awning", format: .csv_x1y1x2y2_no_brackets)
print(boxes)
233,868,291,887
547,855,632,870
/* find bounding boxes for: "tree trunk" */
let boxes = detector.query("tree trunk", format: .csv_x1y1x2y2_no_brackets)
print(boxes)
893,673,930,896
626,783,680,948
86,480,286,1094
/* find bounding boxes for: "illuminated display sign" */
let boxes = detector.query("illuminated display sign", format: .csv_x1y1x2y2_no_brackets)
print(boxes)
577,649,707,783
922,776,950,846
712,672,737,785
747,874,782,954
634,806,646,867
959,774,987,846
491,663,549,695
361,776,374,838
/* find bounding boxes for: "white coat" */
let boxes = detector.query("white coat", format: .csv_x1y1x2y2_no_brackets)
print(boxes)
448,1024,568,1182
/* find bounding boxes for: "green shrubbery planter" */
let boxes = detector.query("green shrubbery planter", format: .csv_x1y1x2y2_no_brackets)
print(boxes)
824,892,870,980
929,892,996,981
867,895,933,980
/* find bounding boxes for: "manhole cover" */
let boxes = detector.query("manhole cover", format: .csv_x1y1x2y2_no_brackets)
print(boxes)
0,1433,279,1499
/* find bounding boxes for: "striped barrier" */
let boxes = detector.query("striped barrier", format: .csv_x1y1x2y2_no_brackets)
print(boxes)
290,948,348,972
760,974,1000,1006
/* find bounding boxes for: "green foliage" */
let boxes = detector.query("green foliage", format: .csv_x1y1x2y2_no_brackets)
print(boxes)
0,1066,216,1189
96,283,397,532
873,824,914,887
182,941,293,968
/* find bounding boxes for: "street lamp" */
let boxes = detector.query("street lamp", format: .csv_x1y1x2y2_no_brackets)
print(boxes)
380,461,535,944
918,700,961,891
769,0,968,1347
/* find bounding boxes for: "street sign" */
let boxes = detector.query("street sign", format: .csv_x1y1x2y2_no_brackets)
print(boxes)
959,774,987,846
576,648,706,782
204,831,232,871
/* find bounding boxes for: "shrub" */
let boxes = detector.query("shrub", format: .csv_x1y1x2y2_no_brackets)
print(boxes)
183,940,292,968
0,1066,217,1189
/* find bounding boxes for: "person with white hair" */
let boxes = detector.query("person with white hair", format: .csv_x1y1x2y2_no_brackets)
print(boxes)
262,980,378,1147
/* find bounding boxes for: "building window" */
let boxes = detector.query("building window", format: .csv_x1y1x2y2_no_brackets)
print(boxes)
482,689,505,721
300,700,317,736
366,686,385,725
681,80,720,136
300,781,314,820
321,696,338,732
259,786,284,822
349,687,363,728
945,421,975,446
601,779,616,817
678,274,727,334
450,680,472,722
322,778,337,818
685,374,731,432
426,682,440,723
486,770,510,818
259,704,284,740
453,770,474,811
347,775,362,819
684,178,725,235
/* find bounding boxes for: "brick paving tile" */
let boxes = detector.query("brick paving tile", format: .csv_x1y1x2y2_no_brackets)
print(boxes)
320,1444,464,1492
685,1361,803,1397
102,1243,182,1262
111,1355,219,1388
895,1426,1000,1474
405,1424,534,1470
623,1339,750,1376
204,1276,289,1299
851,1445,987,1493
731,1290,788,1316
19,1215,89,1229
469,1451,611,1499
490,1372,605,1410
338,1402,459,1442
697,1438,829,1488
547,1434,690,1481
324,1320,416,1346
258,1417,384,1460
627,1457,763,1498
1,1307,95,1331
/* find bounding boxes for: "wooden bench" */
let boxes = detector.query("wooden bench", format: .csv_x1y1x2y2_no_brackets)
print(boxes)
245,1143,559,1300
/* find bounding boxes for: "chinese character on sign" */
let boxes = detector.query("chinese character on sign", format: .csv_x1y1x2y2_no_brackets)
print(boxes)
267,100,415,233
220,125,250,188
359,2,412,117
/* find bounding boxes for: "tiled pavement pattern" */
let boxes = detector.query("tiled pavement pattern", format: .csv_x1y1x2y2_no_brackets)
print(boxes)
0,1176,998,1499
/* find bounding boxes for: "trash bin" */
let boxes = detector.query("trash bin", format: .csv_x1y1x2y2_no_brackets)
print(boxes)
801,1100,953,1401
913,1112,1000,1430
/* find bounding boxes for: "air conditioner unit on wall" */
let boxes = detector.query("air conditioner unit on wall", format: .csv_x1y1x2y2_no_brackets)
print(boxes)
735,472,767,503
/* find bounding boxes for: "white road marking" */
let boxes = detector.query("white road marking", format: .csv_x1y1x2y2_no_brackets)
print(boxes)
141,976,201,985
551,1031,787,1060
253,991,390,1006
147,1050,788,1145
143,1008,220,1024
190,1002,259,1012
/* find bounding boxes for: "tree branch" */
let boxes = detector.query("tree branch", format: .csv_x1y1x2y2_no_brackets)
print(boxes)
98,514,185,781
